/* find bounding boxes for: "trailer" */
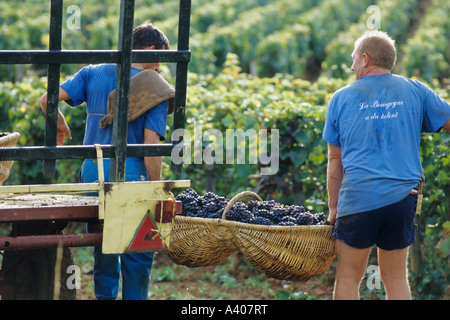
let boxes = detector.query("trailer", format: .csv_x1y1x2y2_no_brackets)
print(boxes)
0,0,192,299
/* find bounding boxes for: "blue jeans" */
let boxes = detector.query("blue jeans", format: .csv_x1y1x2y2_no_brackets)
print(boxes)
82,158,154,300
88,227,154,300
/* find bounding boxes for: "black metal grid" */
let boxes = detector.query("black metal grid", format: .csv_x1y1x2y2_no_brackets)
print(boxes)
0,0,191,181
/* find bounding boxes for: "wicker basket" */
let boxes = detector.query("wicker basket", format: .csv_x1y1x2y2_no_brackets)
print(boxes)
224,191,336,281
166,190,336,280
229,222,335,281
166,191,262,268
0,132,20,185
166,215,237,267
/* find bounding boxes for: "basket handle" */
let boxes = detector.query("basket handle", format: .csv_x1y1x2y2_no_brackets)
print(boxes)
0,132,20,147
221,191,262,220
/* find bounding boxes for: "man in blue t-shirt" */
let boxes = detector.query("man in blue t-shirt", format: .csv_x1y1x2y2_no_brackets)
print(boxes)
40,21,171,300
323,30,450,300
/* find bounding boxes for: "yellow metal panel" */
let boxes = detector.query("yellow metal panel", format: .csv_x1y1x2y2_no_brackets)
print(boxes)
101,180,189,254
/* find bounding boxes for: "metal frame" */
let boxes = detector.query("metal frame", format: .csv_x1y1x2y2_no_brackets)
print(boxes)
0,0,191,180
0,0,192,298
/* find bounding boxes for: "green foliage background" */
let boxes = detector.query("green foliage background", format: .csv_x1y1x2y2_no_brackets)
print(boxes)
0,0,449,299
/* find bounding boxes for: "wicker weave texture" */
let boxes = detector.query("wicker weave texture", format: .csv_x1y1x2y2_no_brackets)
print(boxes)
166,191,261,267
0,132,20,185
229,222,335,281
166,216,238,267
166,191,336,280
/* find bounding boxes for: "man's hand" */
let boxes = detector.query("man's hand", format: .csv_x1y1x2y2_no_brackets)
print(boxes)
40,88,73,145
328,207,337,225
57,111,72,145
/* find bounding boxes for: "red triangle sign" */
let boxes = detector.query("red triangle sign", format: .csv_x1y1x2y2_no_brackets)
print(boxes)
127,213,164,252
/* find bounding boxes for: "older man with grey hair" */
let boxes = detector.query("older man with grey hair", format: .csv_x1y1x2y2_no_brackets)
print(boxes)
323,30,450,300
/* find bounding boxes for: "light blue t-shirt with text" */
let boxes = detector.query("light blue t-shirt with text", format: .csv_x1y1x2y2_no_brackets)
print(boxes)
323,73,450,217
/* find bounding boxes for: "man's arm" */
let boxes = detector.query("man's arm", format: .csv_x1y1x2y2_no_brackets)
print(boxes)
442,119,450,133
143,128,162,181
326,143,343,225
40,87,72,145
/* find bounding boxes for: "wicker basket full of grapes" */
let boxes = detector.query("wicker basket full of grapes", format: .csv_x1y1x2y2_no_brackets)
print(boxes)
169,189,335,281
222,191,336,281
166,188,247,267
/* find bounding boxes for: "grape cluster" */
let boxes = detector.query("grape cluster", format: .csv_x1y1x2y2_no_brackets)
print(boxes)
176,189,329,226
176,188,229,219
226,199,329,226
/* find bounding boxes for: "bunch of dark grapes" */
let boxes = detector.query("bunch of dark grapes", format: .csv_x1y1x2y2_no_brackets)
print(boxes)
225,202,255,223
176,188,229,219
176,189,329,226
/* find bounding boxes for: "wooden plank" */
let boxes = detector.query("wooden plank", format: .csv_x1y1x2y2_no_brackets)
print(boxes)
0,194,99,208
0,183,100,194
0,179,190,194
0,206,98,222
0,194,99,222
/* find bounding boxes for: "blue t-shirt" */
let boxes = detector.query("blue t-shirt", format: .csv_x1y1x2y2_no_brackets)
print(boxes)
60,63,169,182
323,73,450,217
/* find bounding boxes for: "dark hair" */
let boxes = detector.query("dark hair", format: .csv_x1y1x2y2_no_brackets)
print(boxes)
132,20,169,50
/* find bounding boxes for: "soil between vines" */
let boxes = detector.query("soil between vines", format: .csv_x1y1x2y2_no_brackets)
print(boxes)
75,251,336,300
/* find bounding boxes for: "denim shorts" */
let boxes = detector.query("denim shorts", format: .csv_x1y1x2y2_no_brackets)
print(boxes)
332,193,417,250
